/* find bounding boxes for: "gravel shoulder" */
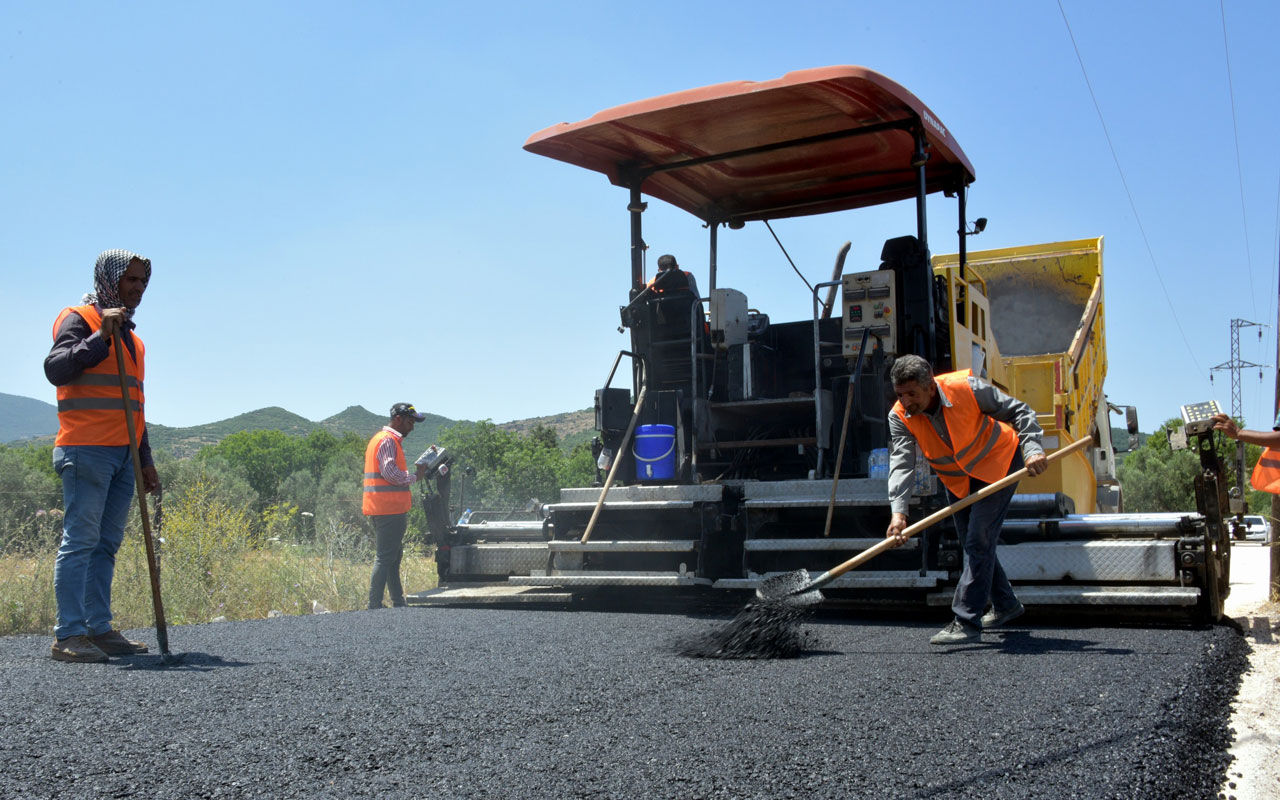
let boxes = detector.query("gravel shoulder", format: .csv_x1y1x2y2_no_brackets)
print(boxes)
0,601,1249,799
1222,542,1280,800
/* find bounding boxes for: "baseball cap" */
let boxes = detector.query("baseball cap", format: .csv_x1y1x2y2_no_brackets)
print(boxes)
391,402,426,421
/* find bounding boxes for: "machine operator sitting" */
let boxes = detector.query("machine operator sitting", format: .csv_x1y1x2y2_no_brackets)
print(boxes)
646,254,701,298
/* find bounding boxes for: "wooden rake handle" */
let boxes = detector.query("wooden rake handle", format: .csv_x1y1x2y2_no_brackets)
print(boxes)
581,381,649,545
113,330,170,651
810,435,1094,591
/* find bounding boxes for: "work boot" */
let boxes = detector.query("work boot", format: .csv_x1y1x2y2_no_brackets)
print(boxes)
89,630,148,655
929,619,980,646
980,601,1026,629
50,635,109,663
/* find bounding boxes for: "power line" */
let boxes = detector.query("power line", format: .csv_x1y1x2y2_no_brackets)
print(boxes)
1269,170,1280,426
1220,0,1257,318
1056,0,1206,381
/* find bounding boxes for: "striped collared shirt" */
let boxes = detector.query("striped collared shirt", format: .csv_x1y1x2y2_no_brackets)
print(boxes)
376,427,418,486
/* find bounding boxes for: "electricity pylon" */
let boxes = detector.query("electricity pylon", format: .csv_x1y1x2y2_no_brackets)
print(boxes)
1210,318,1268,510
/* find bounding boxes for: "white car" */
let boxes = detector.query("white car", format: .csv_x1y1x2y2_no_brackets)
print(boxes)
1243,515,1271,541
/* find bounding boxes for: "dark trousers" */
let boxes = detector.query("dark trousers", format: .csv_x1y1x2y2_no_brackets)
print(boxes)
946,450,1023,628
368,513,407,608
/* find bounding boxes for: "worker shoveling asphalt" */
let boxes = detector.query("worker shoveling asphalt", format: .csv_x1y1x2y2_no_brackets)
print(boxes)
679,437,1092,659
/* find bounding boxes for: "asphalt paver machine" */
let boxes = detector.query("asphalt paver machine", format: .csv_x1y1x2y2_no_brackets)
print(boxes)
413,66,1231,621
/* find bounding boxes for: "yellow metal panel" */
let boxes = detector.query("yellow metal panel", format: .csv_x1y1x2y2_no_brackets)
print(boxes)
933,238,1107,514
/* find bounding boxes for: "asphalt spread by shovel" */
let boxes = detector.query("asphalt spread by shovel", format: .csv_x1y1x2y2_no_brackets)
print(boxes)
680,436,1092,659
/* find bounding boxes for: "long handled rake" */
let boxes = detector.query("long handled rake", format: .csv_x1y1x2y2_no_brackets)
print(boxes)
112,329,180,664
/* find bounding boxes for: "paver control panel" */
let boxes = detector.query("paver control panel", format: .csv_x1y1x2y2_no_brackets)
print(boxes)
842,269,896,358
1180,400,1222,435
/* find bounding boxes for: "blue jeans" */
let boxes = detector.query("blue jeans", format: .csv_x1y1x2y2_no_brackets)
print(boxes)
52,445,135,640
947,450,1023,628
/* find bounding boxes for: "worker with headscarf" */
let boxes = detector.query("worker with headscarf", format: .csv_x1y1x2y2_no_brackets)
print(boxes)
44,249,159,663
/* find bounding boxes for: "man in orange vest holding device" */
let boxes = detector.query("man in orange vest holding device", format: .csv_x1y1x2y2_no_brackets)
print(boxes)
885,355,1047,645
44,249,160,663
363,403,429,609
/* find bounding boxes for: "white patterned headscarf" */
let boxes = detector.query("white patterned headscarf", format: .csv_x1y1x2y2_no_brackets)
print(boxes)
83,249,151,319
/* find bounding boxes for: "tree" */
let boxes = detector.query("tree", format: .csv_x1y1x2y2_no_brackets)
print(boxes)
437,421,596,512
199,429,307,509
157,452,257,519
1118,417,1257,513
0,444,62,553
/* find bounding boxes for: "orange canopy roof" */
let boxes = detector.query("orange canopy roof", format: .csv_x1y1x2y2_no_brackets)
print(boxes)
524,66,975,224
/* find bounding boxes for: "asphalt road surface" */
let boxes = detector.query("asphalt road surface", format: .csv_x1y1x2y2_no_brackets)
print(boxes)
0,608,1247,799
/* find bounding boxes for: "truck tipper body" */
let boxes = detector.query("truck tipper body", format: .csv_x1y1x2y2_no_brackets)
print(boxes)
934,237,1123,514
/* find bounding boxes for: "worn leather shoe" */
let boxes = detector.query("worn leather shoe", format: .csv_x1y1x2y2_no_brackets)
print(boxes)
50,635,109,663
980,602,1026,628
929,619,981,645
89,630,148,655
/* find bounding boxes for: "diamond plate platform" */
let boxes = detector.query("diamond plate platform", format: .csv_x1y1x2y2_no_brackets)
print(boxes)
925,585,1201,607
407,585,573,605
997,540,1178,582
547,540,698,552
447,542,550,576
508,572,712,587
556,485,724,504
743,537,918,552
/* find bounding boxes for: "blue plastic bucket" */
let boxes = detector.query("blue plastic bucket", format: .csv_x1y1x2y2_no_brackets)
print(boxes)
633,424,676,481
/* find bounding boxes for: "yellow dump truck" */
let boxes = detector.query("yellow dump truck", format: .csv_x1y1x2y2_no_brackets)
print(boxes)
934,237,1125,513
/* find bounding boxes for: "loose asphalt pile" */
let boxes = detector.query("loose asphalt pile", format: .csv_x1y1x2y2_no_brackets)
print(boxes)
0,608,1248,799
675,599,811,659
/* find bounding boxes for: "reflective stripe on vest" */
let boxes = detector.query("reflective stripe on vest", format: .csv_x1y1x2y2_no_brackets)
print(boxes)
1250,447,1280,494
52,305,146,447
363,431,411,515
891,370,1018,498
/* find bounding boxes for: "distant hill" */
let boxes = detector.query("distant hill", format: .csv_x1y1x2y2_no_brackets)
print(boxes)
0,392,1149,460
499,408,595,450
147,407,317,457
1,392,595,457
0,392,59,444
149,406,462,459
317,405,386,435
1,398,463,458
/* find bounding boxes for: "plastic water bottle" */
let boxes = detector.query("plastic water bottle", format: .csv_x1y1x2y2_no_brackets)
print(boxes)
457,508,473,525
868,448,889,479
913,443,934,494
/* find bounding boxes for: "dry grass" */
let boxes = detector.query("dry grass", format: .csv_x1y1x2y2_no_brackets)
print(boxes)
0,478,438,637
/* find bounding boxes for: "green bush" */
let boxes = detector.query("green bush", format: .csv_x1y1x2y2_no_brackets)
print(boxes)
0,420,596,636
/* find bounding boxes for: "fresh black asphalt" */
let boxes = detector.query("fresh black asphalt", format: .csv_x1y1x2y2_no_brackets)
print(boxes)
0,607,1248,799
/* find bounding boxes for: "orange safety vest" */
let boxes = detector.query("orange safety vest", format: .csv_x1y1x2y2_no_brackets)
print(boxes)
1251,447,1280,494
646,270,693,293
52,305,145,447
363,429,411,515
892,370,1019,498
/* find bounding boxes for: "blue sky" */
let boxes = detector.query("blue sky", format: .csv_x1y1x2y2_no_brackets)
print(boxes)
4,1,1279,435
